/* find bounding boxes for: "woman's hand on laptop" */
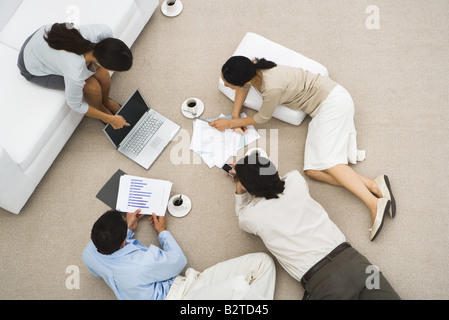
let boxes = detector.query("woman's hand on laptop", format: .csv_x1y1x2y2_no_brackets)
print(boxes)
110,114,130,129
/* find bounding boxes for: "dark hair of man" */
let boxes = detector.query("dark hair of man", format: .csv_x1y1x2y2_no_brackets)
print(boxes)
44,23,133,71
234,154,285,200
91,210,128,255
221,56,277,87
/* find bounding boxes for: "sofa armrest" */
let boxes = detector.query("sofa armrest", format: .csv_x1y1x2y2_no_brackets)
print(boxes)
0,146,30,214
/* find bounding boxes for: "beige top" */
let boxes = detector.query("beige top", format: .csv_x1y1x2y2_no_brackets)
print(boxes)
248,65,338,124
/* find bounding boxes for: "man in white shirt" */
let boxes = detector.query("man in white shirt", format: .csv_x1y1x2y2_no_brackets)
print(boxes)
229,154,400,300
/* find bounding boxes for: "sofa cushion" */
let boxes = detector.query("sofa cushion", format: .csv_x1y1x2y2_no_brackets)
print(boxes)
218,32,329,126
0,0,138,50
0,43,69,171
134,0,160,22
0,0,22,31
114,0,159,49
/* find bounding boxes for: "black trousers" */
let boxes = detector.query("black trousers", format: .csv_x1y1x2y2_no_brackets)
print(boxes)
303,246,400,300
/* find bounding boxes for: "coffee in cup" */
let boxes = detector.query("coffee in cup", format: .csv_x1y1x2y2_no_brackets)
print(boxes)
185,98,197,115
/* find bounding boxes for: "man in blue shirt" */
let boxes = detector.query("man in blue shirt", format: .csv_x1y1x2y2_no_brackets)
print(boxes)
83,209,276,300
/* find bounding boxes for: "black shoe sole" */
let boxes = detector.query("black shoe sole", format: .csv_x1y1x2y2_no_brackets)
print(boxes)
371,200,390,241
384,175,396,218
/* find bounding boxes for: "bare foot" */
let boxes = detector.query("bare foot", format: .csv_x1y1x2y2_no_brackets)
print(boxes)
369,179,383,198
105,99,121,114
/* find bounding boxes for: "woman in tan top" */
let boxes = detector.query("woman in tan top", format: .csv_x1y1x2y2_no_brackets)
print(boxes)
211,56,396,241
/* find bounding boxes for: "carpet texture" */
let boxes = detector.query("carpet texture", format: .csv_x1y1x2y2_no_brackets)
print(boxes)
1,0,448,300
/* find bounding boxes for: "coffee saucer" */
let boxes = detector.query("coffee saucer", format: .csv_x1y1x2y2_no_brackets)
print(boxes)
181,98,204,119
168,194,192,218
161,0,183,17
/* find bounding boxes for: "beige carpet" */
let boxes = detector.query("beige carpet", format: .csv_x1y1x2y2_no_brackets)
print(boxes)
1,0,449,300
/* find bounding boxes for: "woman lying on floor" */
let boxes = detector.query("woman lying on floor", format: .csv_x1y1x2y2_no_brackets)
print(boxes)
211,56,396,241
18,22,132,129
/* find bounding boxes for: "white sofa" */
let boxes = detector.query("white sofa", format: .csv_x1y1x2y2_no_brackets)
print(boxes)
0,0,159,214
218,32,330,126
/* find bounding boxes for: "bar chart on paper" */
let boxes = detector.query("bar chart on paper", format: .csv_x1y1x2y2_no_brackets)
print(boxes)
116,175,172,216
128,178,152,209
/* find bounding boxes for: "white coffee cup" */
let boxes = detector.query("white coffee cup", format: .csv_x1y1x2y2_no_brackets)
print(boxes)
165,1,177,12
168,194,192,218
172,195,186,209
183,98,198,115
162,0,183,16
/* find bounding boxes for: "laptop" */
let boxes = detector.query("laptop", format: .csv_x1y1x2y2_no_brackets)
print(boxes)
103,89,180,169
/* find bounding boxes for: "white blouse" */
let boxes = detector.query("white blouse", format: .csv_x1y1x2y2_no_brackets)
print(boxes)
234,170,346,281
24,24,113,114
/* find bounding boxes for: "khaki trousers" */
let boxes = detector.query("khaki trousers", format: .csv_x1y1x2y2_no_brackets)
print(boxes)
166,252,276,300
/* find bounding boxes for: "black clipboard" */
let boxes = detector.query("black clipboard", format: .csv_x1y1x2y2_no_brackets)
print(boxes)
96,169,126,209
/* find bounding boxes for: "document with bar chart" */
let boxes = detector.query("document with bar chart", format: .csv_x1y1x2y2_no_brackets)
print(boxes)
116,175,172,216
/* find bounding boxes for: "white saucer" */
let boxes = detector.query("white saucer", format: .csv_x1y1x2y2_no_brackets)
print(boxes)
161,0,183,17
181,98,204,119
168,194,191,218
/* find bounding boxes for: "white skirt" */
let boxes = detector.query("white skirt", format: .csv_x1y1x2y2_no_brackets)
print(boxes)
303,85,365,171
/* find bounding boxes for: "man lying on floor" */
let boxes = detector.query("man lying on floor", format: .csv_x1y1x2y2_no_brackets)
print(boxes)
82,209,276,300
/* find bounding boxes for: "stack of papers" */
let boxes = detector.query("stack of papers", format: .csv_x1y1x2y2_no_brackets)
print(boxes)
190,113,260,168
116,175,172,216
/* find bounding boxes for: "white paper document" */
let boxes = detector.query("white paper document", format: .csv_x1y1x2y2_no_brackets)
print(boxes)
190,113,260,168
116,175,172,216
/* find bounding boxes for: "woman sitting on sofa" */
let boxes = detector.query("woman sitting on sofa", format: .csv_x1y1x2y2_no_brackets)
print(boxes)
17,22,132,129
212,56,396,241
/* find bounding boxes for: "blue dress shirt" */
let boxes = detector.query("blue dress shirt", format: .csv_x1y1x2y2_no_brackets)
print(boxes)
82,229,187,300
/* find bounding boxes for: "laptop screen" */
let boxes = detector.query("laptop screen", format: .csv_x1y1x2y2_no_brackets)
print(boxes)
104,89,149,147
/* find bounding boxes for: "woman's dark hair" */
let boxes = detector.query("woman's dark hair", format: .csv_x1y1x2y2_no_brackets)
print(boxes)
44,23,133,71
91,210,128,255
234,154,285,200
221,56,277,87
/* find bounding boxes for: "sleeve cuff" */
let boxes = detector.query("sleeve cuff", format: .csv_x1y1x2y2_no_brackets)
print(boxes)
68,101,89,114
234,192,251,216
254,112,270,124
158,230,172,242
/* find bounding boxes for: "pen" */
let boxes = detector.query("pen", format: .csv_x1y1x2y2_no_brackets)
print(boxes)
194,116,211,123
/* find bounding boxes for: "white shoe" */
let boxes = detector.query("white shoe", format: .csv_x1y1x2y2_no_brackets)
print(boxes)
370,198,390,241
375,175,396,218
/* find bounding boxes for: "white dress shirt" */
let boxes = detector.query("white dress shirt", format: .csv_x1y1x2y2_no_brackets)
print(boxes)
234,170,346,281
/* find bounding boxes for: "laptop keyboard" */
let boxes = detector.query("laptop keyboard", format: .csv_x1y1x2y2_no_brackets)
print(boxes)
122,114,164,155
